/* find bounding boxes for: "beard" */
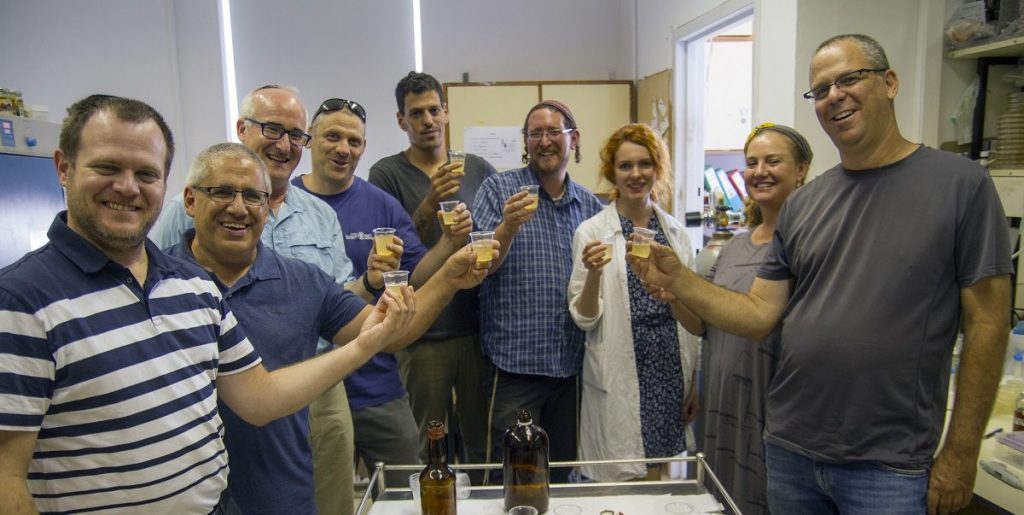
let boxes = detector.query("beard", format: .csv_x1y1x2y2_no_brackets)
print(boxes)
65,191,157,254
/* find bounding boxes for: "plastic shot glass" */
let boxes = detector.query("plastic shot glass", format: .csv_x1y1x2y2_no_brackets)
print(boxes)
373,227,396,257
631,227,655,258
408,472,421,504
439,200,459,226
447,150,466,176
520,184,539,212
382,270,409,296
469,231,495,268
455,472,470,500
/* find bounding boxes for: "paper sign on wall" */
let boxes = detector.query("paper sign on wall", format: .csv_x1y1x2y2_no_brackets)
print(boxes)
462,126,523,170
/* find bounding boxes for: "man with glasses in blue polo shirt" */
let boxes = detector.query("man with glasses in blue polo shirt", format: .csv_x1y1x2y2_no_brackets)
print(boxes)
165,141,493,514
150,85,370,515
293,97,474,485
473,100,603,483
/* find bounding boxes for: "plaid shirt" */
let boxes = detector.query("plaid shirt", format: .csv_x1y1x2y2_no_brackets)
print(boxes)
473,167,603,377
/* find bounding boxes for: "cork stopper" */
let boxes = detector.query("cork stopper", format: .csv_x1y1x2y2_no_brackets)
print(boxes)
516,408,532,426
427,420,445,439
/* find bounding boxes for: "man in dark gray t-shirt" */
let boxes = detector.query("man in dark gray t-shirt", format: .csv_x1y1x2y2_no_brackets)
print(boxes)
632,34,1011,515
368,71,496,469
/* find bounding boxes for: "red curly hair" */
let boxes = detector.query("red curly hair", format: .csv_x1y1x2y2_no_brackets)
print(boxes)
599,123,672,204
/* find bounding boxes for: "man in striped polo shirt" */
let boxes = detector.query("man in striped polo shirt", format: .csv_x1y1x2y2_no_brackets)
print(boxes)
0,95,418,514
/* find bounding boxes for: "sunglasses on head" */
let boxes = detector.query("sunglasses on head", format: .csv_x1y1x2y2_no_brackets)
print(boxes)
313,98,367,124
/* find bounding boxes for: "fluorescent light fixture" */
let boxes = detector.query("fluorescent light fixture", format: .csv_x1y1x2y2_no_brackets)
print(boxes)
218,0,239,140
413,0,422,72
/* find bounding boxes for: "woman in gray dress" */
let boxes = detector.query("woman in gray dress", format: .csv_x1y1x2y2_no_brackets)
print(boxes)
701,123,812,514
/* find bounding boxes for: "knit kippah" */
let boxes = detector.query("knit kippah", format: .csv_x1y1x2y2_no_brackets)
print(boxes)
525,99,577,129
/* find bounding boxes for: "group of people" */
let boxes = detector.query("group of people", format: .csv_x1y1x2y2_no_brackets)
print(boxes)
0,33,1012,515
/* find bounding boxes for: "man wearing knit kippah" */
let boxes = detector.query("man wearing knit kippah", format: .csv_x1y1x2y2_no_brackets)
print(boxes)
472,100,602,483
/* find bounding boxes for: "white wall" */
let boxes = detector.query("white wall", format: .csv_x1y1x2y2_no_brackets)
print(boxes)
228,0,415,183
420,0,630,83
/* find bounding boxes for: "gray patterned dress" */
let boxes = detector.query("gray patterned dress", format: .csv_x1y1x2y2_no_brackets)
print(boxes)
703,231,780,515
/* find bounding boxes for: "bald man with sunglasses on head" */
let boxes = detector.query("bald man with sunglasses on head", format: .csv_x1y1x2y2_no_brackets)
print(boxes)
292,97,474,484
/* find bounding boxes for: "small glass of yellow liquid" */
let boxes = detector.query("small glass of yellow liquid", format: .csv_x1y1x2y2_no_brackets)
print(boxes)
382,270,409,296
631,227,655,258
520,185,539,212
447,150,466,177
469,230,495,267
439,200,459,226
373,227,396,257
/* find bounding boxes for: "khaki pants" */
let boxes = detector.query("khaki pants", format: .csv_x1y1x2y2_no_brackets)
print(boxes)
309,380,354,515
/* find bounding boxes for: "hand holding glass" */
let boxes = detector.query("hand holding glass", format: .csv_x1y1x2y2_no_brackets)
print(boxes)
373,227,396,257
439,200,459,226
470,231,495,267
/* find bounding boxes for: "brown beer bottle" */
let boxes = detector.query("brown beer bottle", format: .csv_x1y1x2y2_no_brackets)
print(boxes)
420,420,457,515
502,408,549,512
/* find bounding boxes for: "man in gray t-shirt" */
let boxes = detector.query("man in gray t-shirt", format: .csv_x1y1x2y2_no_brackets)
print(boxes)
368,71,496,469
633,35,1011,515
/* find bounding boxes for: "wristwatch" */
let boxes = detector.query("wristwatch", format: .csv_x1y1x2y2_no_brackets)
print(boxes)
362,273,384,296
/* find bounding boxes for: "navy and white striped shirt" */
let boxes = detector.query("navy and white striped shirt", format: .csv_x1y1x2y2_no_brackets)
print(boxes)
473,167,603,377
0,213,260,514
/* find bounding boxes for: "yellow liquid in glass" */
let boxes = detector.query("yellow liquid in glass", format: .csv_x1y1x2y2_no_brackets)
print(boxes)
385,284,404,296
442,211,455,225
631,242,651,258
375,235,393,256
524,194,538,212
473,244,493,264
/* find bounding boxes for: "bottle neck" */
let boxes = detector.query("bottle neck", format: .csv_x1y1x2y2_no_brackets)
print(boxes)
427,435,447,465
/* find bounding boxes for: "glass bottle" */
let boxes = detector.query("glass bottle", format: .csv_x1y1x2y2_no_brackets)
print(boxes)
503,408,549,512
420,420,457,515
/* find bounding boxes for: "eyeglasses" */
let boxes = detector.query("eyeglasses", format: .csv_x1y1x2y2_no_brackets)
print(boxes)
244,118,311,146
313,98,367,124
802,68,887,101
526,127,573,141
193,185,270,206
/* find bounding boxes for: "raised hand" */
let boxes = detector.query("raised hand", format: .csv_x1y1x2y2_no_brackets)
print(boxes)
356,284,416,353
502,190,536,231
438,202,472,245
443,241,500,288
430,161,463,200
366,236,405,290
581,240,611,273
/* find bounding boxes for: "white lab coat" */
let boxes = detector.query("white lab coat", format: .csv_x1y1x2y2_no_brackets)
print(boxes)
567,201,699,482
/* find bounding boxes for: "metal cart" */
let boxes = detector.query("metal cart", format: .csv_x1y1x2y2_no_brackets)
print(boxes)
356,454,741,514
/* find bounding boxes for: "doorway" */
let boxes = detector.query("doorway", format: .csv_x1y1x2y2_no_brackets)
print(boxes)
672,2,754,253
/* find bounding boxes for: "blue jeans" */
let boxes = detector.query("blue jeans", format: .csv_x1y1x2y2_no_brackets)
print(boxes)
765,443,929,515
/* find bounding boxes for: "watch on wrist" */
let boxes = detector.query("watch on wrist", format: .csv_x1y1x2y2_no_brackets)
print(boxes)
363,273,384,296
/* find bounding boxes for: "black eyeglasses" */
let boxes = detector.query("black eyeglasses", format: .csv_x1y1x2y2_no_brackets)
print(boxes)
313,98,367,124
803,68,887,101
193,185,270,206
244,118,311,146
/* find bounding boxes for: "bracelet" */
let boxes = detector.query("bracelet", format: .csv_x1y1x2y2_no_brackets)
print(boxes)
362,273,384,296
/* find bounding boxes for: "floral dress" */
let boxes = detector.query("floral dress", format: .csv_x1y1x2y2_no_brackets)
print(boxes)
620,213,686,458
